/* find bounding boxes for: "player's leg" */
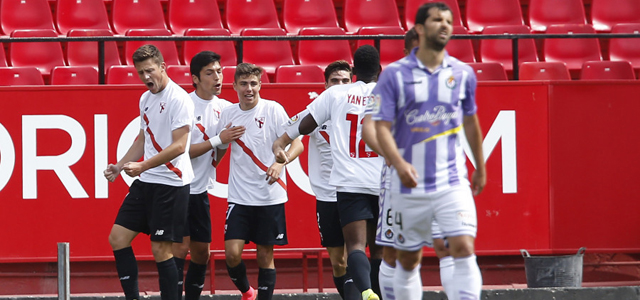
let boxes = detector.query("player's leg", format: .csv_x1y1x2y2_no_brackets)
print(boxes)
172,237,189,300
432,221,454,297
378,246,396,300
394,249,424,300
110,180,148,300
150,183,189,300
183,192,212,300
224,203,254,299
316,200,351,299
338,192,379,300
436,186,482,300
253,204,287,300
366,214,383,298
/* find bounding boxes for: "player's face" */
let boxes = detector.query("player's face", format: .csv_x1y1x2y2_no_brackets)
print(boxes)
325,70,351,89
419,8,453,51
193,61,223,99
233,74,261,110
134,58,167,94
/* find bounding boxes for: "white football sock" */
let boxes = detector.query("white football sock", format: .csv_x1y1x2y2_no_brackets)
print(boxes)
451,254,482,300
439,256,454,297
393,260,422,300
378,260,395,300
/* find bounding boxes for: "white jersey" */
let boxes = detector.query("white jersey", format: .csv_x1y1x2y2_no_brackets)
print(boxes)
217,99,289,206
285,109,336,202
138,80,194,187
189,92,232,194
307,81,383,195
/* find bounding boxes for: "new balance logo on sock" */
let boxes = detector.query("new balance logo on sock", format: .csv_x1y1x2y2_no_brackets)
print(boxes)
155,230,164,236
258,286,268,290
275,233,284,240
119,276,130,280
192,284,204,289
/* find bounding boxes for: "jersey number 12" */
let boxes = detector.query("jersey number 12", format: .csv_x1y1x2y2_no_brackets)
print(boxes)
346,113,378,159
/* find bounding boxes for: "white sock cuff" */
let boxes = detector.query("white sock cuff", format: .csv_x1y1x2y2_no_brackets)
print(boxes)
454,254,478,270
439,256,454,268
395,260,420,279
380,260,395,276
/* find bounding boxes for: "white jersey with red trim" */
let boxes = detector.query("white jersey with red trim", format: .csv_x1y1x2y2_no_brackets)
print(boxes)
285,109,335,202
189,92,232,194
217,99,289,206
138,80,195,187
307,81,383,195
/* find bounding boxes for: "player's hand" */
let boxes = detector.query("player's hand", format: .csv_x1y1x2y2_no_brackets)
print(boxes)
219,122,245,144
396,161,419,188
123,162,144,178
274,148,289,164
471,169,486,196
266,162,284,185
103,164,121,182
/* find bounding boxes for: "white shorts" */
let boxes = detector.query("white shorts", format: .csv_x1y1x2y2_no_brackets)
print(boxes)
391,185,477,252
375,165,395,247
376,165,443,246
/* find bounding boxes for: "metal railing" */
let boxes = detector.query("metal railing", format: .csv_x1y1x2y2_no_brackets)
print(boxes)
1,32,638,82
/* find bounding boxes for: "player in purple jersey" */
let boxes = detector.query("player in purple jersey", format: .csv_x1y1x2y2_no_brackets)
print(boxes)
372,3,486,300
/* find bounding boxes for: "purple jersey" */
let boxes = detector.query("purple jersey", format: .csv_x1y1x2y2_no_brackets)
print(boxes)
371,49,478,194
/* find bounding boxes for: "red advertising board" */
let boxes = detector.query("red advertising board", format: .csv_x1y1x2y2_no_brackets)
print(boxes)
0,81,639,262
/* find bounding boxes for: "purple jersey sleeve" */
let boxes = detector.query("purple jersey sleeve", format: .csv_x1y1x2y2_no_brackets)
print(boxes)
371,67,399,122
461,67,478,116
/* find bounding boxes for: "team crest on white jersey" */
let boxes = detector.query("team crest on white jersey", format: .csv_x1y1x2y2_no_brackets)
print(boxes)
445,75,457,89
213,109,221,119
255,117,265,128
159,102,167,113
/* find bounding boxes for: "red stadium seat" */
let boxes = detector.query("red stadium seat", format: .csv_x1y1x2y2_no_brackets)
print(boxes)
56,0,112,35
543,24,602,72
283,0,340,34
591,0,640,32
404,0,463,29
223,66,270,83
357,26,405,68
0,0,56,35
240,28,294,76
183,28,237,67
226,0,281,35
124,29,181,66
0,44,7,67
465,0,524,33
297,27,354,71
50,66,99,85
10,29,65,76
480,25,538,72
166,65,193,85
106,65,140,84
0,67,44,85
111,0,167,35
467,62,508,81
528,0,586,33
66,29,121,69
519,62,571,80
276,65,325,83
343,0,403,33
580,60,635,80
609,24,640,75
168,0,223,35
447,26,476,63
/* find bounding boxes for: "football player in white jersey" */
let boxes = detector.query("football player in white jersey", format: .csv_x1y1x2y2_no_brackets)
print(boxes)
216,63,303,300
361,27,456,300
373,3,486,300
104,45,194,300
276,60,359,300
171,51,246,300
273,45,385,300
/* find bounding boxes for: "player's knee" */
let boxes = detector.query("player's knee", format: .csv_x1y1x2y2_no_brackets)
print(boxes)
396,250,421,270
172,242,190,259
448,237,475,258
190,248,211,265
225,251,242,267
108,232,128,250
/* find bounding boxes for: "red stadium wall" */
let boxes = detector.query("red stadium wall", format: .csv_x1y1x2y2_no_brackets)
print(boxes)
0,81,639,293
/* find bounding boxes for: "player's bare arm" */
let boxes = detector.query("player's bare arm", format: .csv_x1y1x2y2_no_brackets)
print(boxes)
463,114,486,195
123,125,190,177
189,123,245,158
104,129,145,182
272,132,294,164
299,113,319,135
375,120,419,188
267,137,304,184
361,114,385,157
